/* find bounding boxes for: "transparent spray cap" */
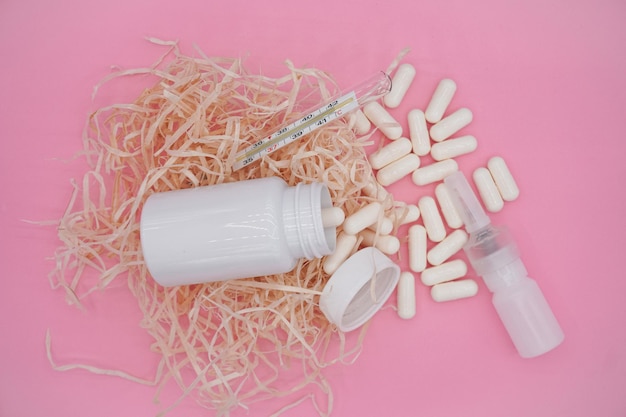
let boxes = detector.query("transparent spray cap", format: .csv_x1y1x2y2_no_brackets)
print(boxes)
444,171,564,358
443,171,491,234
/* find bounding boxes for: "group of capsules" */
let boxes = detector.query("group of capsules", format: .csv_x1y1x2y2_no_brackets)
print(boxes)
321,63,520,321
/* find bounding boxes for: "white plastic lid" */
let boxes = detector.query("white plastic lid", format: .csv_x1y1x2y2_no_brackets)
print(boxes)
320,247,400,332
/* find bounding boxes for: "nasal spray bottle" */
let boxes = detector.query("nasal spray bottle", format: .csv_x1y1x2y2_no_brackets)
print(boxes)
444,171,564,358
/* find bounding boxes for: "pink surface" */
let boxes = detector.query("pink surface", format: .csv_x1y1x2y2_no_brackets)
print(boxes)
1,0,625,416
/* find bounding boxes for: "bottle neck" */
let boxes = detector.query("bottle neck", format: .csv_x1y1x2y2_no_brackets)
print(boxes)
482,258,528,292
464,225,529,292
282,182,336,260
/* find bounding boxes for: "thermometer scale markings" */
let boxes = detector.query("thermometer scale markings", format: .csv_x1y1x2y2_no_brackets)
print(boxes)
233,91,359,170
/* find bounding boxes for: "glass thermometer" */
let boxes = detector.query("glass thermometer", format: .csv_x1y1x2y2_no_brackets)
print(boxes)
232,71,391,171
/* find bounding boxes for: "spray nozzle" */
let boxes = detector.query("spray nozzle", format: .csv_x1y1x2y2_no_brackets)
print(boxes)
444,171,491,234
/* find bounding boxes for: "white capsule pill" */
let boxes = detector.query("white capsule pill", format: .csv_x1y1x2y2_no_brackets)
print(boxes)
473,167,504,213
393,204,420,226
367,216,394,235
379,235,401,254
431,279,478,302
407,109,431,156
427,229,468,266
384,63,416,109
430,135,477,161
412,159,458,186
488,156,520,201
321,207,345,228
397,271,416,319
429,108,473,142
376,153,420,186
343,202,383,235
323,232,357,275
368,137,412,170
359,229,401,255
362,176,388,201
408,224,427,273
363,102,403,140
418,196,446,243
350,109,372,135
425,79,457,124
434,183,463,229
421,259,468,286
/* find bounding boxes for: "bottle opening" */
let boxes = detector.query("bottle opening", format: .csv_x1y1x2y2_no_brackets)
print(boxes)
283,182,336,260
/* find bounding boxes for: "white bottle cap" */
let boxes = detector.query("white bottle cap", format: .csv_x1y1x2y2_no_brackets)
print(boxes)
320,247,400,332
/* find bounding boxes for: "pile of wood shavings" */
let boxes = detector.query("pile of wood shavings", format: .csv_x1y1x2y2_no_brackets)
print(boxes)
50,42,398,416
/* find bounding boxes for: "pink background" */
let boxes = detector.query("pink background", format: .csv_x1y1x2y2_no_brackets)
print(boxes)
1,0,625,416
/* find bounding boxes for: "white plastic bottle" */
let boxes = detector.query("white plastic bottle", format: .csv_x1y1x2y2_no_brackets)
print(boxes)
444,172,564,358
140,177,336,286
